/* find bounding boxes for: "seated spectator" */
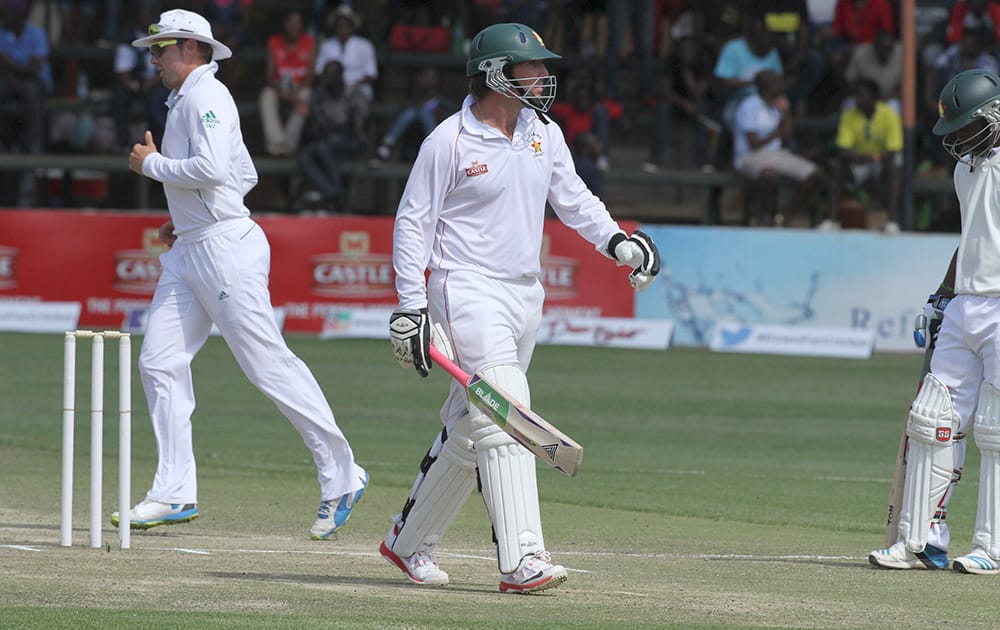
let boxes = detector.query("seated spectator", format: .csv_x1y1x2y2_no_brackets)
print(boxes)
828,79,903,233
946,0,1000,48
826,0,895,82
731,70,824,227
713,13,783,129
844,29,902,113
921,27,999,164
643,36,718,172
758,0,825,113
925,27,999,120
297,60,367,211
550,80,621,170
314,6,377,123
110,1,168,150
0,0,51,206
372,66,454,164
259,9,315,156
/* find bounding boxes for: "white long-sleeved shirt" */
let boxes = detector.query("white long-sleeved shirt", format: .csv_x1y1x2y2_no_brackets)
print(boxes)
953,152,1000,296
393,95,624,310
142,62,258,235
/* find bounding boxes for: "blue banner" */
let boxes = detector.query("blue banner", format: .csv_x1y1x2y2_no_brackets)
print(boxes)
635,226,958,352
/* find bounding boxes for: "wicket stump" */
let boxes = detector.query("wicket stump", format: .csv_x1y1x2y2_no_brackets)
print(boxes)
60,330,132,549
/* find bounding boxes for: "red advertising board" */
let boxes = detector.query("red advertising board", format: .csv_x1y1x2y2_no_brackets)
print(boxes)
0,209,636,332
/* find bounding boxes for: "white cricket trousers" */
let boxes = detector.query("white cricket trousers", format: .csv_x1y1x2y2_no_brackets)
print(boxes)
923,294,1000,550
139,216,364,504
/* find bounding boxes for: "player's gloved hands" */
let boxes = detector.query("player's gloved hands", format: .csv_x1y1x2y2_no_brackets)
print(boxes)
913,294,952,348
610,230,661,292
389,308,431,377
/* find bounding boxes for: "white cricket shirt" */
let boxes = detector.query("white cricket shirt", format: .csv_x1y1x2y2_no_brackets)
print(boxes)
392,95,625,310
142,62,258,235
953,151,1000,296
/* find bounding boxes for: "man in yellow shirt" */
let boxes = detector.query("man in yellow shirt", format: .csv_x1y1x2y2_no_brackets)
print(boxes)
827,79,904,233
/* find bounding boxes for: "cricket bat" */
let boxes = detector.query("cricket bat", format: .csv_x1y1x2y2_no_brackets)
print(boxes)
885,341,935,546
428,345,584,477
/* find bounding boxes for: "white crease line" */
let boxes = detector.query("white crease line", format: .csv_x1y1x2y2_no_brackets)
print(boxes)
614,591,648,597
0,544,41,552
161,547,855,563
25,543,856,564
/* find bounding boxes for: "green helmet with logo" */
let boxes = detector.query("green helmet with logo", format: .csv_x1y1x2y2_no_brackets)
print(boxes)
466,23,561,77
934,69,1000,136
935,69,1000,167
466,23,561,112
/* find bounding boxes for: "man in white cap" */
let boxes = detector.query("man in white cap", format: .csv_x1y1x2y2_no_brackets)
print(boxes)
118,9,368,540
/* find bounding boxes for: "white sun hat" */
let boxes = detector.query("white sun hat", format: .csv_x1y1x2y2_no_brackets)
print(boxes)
131,9,232,61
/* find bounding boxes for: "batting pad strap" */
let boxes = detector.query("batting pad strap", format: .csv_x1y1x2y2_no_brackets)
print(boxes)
478,443,544,574
973,382,1000,558
900,373,957,554
390,430,477,558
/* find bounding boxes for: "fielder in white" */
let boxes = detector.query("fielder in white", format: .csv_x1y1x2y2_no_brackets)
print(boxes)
117,9,367,539
870,68,1000,574
382,23,661,593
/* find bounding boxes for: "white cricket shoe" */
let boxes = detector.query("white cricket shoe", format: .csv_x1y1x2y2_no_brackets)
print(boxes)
310,470,369,540
869,541,948,570
499,550,567,594
110,499,199,530
953,548,1000,575
379,540,449,586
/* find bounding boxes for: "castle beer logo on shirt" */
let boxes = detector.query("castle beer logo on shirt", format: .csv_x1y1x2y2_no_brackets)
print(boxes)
200,110,220,128
465,160,488,177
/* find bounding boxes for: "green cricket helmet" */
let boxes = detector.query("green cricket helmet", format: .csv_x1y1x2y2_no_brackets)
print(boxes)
466,22,561,112
935,69,1000,167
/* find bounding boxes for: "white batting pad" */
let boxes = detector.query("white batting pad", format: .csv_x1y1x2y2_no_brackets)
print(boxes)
389,428,477,558
479,442,544,574
973,381,1000,559
901,374,958,554
474,364,544,574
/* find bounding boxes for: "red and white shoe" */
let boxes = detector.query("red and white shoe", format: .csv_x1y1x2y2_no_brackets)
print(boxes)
379,540,449,586
499,550,567,594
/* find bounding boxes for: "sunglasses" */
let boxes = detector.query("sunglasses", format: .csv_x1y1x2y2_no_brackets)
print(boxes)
147,23,193,58
149,39,186,58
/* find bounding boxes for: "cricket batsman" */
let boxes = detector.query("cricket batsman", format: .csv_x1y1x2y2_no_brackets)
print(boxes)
870,69,1000,574
380,22,660,592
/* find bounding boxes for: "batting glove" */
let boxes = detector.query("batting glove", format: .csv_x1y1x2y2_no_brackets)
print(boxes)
609,230,661,292
913,294,951,348
389,308,432,377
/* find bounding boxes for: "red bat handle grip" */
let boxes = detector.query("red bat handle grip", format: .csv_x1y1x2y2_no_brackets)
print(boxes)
428,344,471,385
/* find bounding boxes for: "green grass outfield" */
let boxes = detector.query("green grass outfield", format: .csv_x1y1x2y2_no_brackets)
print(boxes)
0,332,996,628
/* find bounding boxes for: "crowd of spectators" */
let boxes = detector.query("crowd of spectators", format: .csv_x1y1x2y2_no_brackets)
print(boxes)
0,0,988,230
